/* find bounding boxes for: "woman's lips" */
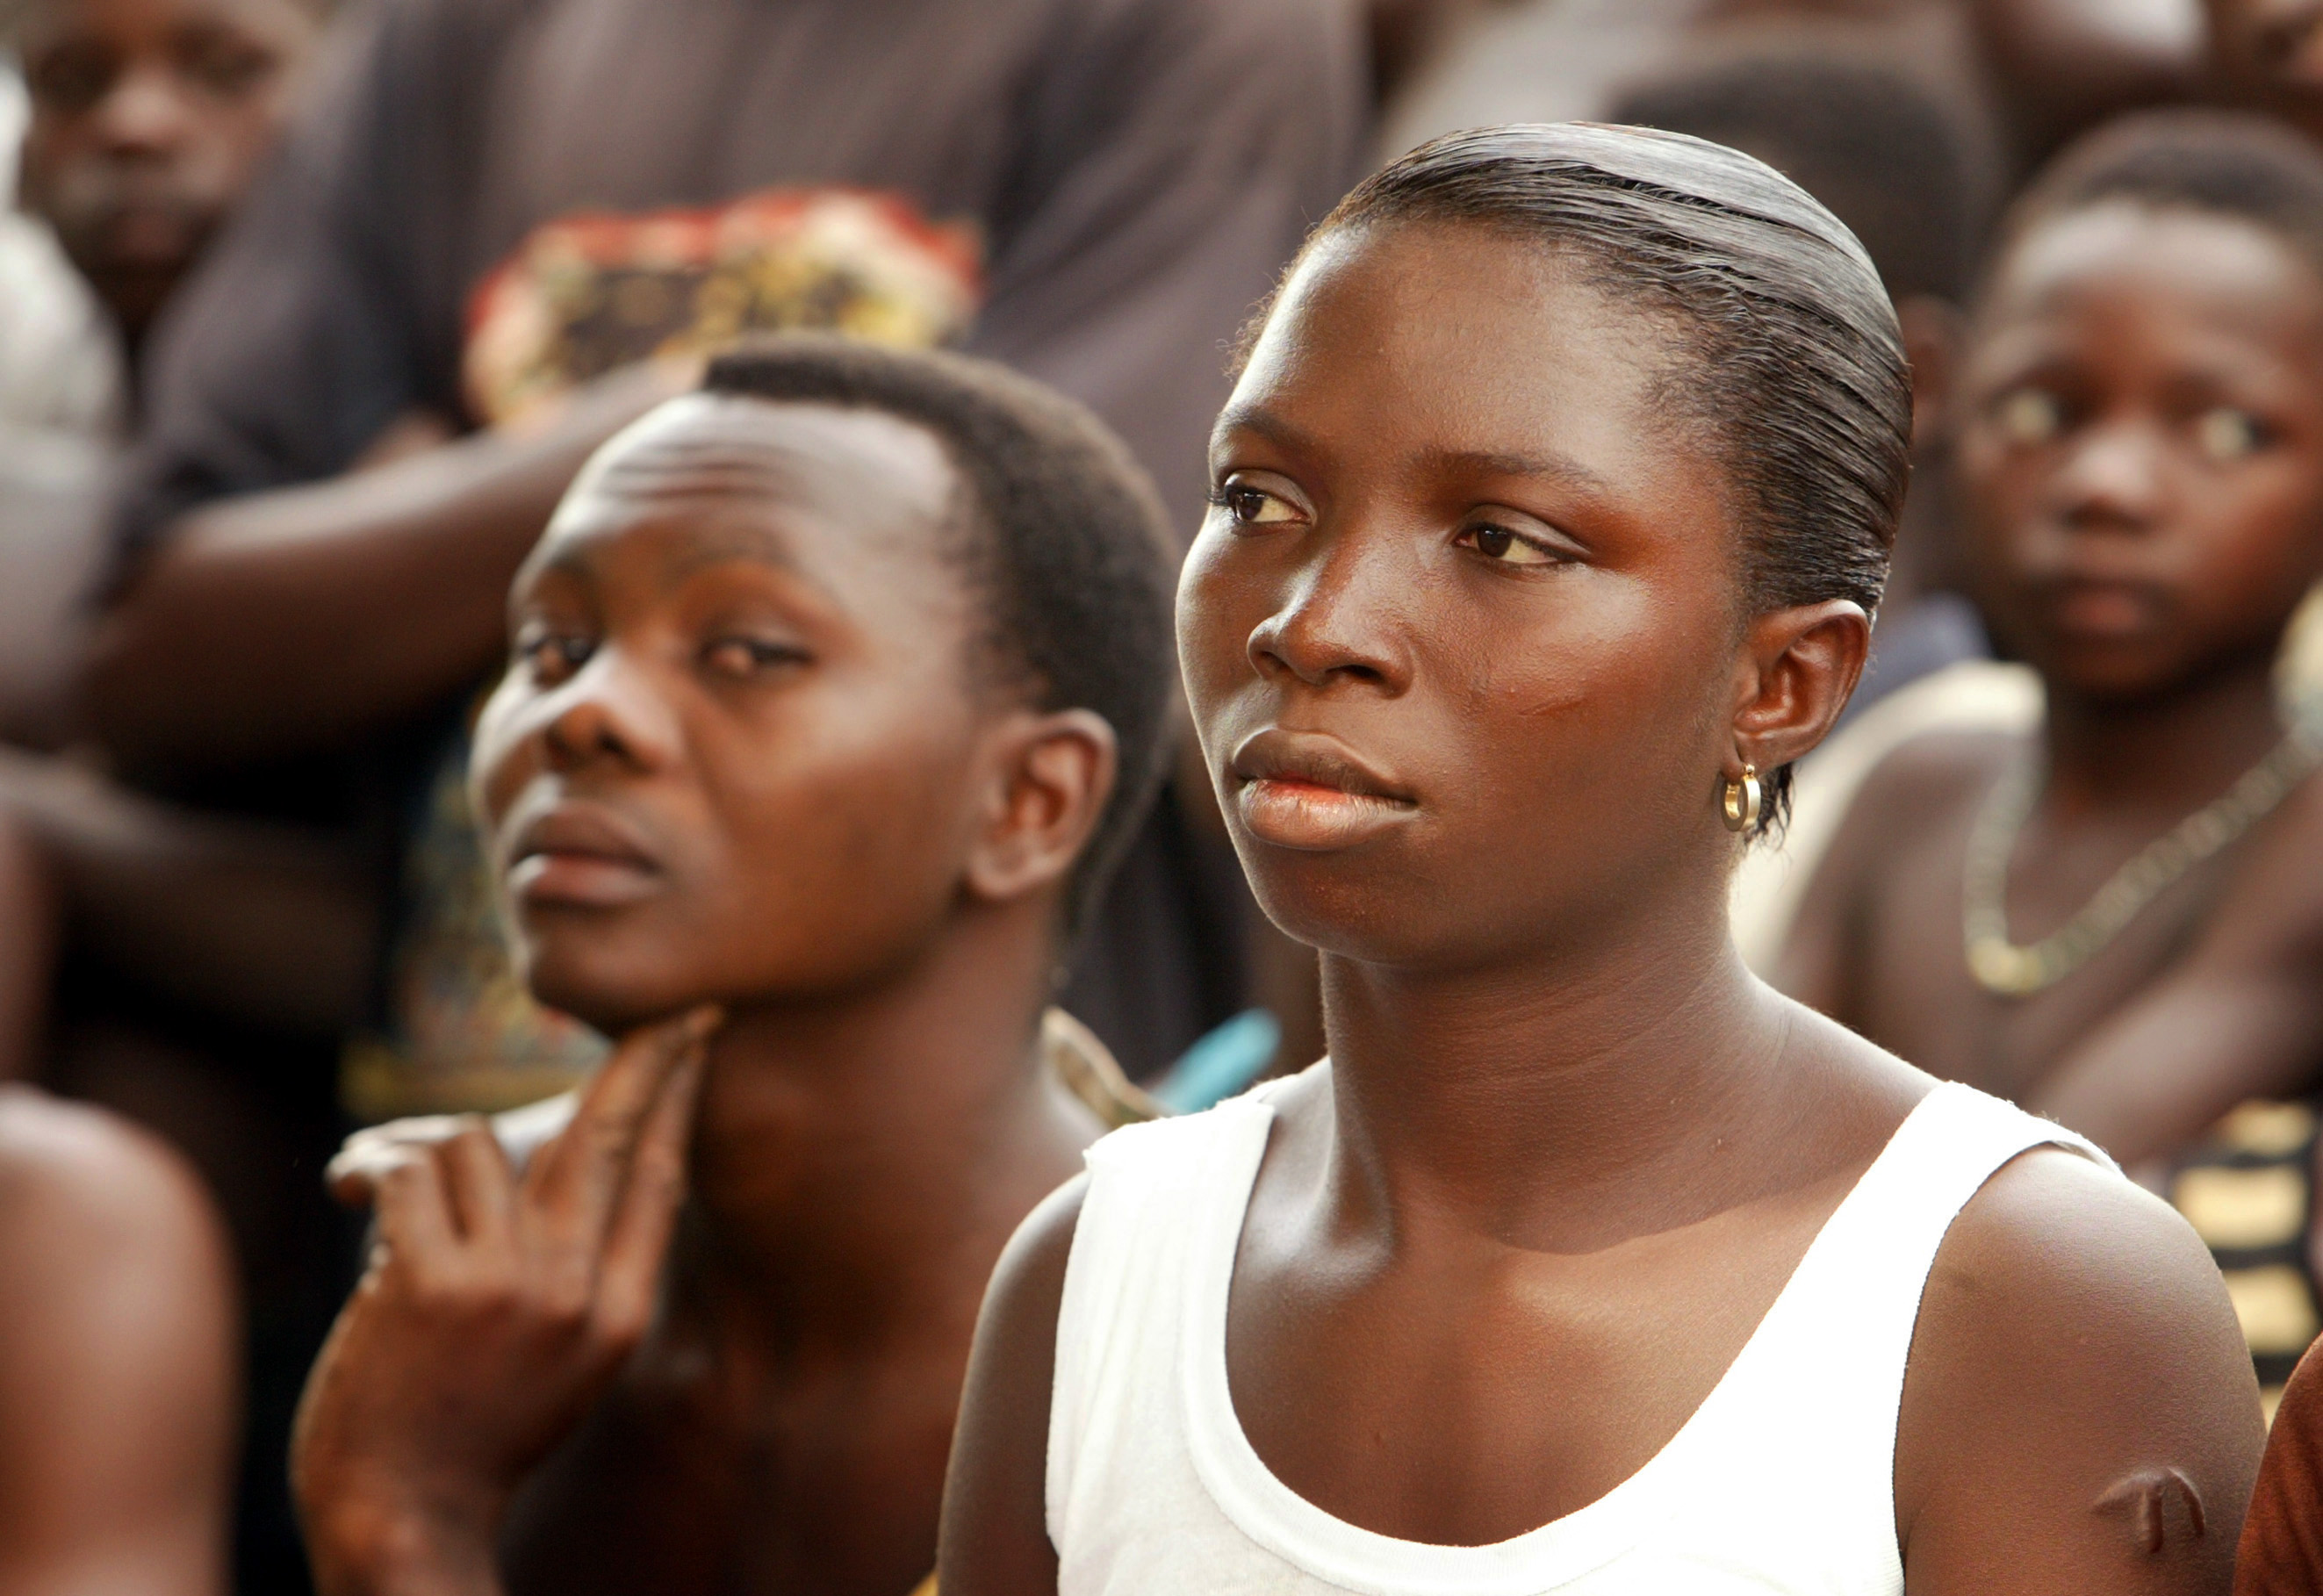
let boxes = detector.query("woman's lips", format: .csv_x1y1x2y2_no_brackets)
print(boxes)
1236,777,1418,850
504,805,664,909
507,851,662,909
1229,730,1418,851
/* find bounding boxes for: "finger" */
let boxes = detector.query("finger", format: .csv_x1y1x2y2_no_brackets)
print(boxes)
370,1148,461,1283
594,1045,708,1343
326,1114,468,1207
437,1119,518,1247
526,1005,722,1234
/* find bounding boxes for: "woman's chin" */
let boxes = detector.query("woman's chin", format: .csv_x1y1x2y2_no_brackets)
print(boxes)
522,956,706,1040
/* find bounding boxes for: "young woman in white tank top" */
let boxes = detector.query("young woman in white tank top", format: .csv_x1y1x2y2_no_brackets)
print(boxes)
939,124,2262,1595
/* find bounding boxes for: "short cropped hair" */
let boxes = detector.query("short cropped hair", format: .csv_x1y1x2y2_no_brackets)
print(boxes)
1287,124,1912,834
701,334,1180,940
1608,39,2003,306
1997,109,2323,292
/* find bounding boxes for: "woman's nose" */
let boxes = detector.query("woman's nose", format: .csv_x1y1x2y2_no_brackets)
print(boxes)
1247,528,1413,694
539,650,680,773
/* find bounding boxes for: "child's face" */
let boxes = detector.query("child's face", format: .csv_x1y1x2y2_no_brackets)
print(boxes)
1956,203,2323,702
471,396,999,1033
15,0,316,332
1179,223,1746,968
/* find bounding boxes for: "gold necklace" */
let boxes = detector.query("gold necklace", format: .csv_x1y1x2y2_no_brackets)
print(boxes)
1961,719,2323,996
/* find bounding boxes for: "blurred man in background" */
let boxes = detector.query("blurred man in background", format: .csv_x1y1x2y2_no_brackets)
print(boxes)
0,4,356,1592
0,0,323,734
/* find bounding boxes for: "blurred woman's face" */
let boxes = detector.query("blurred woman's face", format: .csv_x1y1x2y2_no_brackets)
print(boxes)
470,397,997,1033
1956,203,2323,702
1177,222,1748,972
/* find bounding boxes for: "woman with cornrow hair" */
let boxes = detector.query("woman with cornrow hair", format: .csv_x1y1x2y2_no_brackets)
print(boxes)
939,122,2258,1596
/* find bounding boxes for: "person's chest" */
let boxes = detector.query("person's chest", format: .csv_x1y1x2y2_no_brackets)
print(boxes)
1851,791,2226,1104
459,0,1056,291
496,1319,960,1596
1219,1160,1869,1549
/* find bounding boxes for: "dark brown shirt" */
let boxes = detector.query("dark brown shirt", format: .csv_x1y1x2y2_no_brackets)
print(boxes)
122,0,1364,544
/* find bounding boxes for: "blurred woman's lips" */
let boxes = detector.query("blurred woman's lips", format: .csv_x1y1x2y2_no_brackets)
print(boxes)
2046,579,2161,639
1230,729,1418,851
506,806,664,909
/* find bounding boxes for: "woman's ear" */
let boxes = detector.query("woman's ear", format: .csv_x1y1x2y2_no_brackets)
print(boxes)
963,708,1118,907
1728,600,1873,773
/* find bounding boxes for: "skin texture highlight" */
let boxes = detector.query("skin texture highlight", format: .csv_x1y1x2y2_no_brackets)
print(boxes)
939,216,2260,1593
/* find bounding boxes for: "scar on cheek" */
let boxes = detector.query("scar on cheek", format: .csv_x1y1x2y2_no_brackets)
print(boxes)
2094,1467,2207,1555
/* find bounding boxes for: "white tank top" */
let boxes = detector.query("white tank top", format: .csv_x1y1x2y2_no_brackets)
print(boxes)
1046,1074,2111,1595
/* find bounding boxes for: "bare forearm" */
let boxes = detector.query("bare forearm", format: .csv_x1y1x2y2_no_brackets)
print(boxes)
304,1503,505,1596
87,432,571,766
0,751,375,1033
87,374,677,768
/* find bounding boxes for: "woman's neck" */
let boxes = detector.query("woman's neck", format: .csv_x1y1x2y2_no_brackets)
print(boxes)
678,908,1094,1357
2042,653,2287,819
1317,870,1809,1250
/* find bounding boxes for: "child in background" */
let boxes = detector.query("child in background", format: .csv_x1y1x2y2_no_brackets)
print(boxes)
290,336,1178,1596
1778,112,2323,1403
940,124,2255,1595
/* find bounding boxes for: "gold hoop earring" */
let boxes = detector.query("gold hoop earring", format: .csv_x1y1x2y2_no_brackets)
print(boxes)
1722,763,1762,834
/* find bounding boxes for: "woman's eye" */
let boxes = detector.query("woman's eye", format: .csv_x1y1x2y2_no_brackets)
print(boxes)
518,629,594,685
2195,406,2269,464
1994,387,2065,447
702,637,808,678
1457,523,1558,566
1219,483,1299,527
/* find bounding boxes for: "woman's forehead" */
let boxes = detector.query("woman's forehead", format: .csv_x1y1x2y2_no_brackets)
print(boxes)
529,398,967,595
1226,226,1695,476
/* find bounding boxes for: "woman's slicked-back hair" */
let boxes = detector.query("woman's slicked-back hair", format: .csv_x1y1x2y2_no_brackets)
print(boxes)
1284,124,1913,830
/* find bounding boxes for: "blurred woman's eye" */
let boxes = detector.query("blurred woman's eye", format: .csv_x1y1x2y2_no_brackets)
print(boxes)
702,636,809,679
515,626,594,685
176,33,280,100
2195,406,2269,464
1455,522,1560,566
1214,479,1301,528
1993,386,2065,447
29,43,119,111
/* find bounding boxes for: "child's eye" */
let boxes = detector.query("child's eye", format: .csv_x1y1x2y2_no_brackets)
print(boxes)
1993,386,2065,447
702,637,809,679
516,627,594,685
2195,406,2269,464
1215,481,1301,528
1456,522,1560,566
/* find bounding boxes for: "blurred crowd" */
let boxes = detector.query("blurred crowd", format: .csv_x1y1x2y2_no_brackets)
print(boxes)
4,0,2323,1592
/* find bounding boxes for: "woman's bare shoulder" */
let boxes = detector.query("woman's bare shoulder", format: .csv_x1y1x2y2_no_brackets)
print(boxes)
0,1085,225,1271
1894,1142,2259,1590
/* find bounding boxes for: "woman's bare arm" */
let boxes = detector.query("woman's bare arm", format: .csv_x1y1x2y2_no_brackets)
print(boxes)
0,1089,238,1596
937,1175,1084,1596
1896,1148,2262,1594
